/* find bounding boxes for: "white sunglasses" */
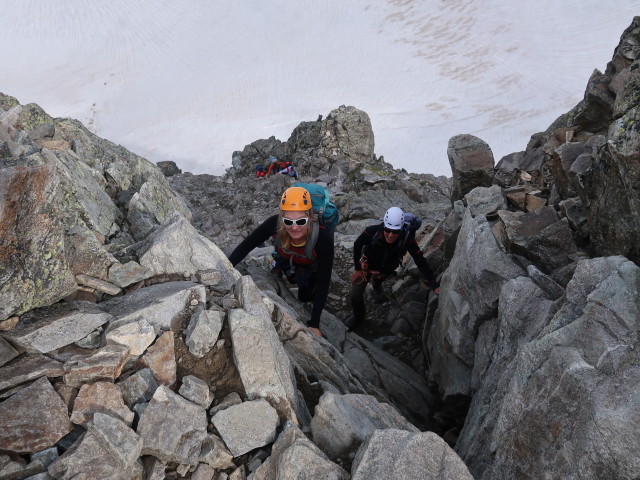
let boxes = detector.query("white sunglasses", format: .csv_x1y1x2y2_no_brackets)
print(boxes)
282,217,309,227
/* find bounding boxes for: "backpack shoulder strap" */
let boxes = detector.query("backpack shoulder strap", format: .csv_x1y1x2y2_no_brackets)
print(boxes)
304,220,320,260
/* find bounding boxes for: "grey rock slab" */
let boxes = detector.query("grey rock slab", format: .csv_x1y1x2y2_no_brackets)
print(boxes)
310,392,418,461
117,367,159,407
105,317,156,356
139,330,176,387
0,353,63,392
0,163,77,322
3,301,112,353
212,399,279,458
209,392,242,416
137,385,208,465
75,273,121,296
465,184,507,218
47,431,143,480
100,281,205,334
185,309,223,358
253,422,348,480
108,260,152,288
70,381,134,426
427,208,526,397
179,375,212,409
86,412,143,468
0,377,73,454
31,446,59,469
448,133,495,202
0,336,18,367
63,344,129,387
351,429,473,480
137,211,241,290
191,463,216,480
199,434,236,470
230,276,300,424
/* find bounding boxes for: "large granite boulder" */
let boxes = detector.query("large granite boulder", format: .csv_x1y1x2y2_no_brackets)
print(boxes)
447,134,494,202
457,256,640,479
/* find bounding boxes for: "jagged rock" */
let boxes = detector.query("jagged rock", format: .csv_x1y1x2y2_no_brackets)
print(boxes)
497,206,578,273
179,375,213,409
310,392,418,461
447,134,494,202
459,256,640,479
156,160,182,177
230,275,302,425
70,381,134,426
0,353,64,392
0,337,18,367
118,368,159,408
139,331,176,387
86,412,143,469
0,454,47,479
137,212,241,290
199,434,236,470
126,178,193,241
457,271,564,474
442,199,465,264
191,463,216,480
105,318,156,356
65,224,121,281
100,281,205,334
578,106,640,265
465,184,506,219
253,422,348,480
185,309,224,358
107,261,152,289
340,333,435,426
143,457,166,480
351,429,473,479
571,69,615,132
209,392,243,416
427,207,525,397
75,273,122,296
137,385,208,465
63,344,130,387
0,377,73,453
559,197,589,245
3,300,112,354
0,163,77,321
211,399,279,457
48,431,143,480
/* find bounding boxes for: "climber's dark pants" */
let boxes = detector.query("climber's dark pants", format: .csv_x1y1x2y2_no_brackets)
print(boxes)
349,273,385,327
295,265,316,303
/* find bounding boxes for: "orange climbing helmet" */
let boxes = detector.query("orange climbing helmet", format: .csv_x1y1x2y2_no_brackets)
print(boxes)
280,186,311,211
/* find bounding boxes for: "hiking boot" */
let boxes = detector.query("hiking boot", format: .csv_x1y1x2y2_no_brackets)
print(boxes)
371,287,389,304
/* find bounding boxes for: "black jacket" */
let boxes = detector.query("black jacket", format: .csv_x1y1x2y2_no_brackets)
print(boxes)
353,223,439,289
228,214,334,328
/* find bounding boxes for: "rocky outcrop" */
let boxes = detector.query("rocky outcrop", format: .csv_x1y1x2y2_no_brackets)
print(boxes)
448,134,495,202
0,96,193,321
0,96,459,479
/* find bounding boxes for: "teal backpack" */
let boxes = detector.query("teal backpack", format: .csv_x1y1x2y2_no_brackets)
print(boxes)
293,182,339,232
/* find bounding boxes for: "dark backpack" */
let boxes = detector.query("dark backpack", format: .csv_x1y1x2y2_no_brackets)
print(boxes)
402,212,422,233
293,182,339,232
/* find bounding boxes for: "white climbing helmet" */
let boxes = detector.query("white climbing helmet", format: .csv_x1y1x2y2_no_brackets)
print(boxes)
383,206,404,230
